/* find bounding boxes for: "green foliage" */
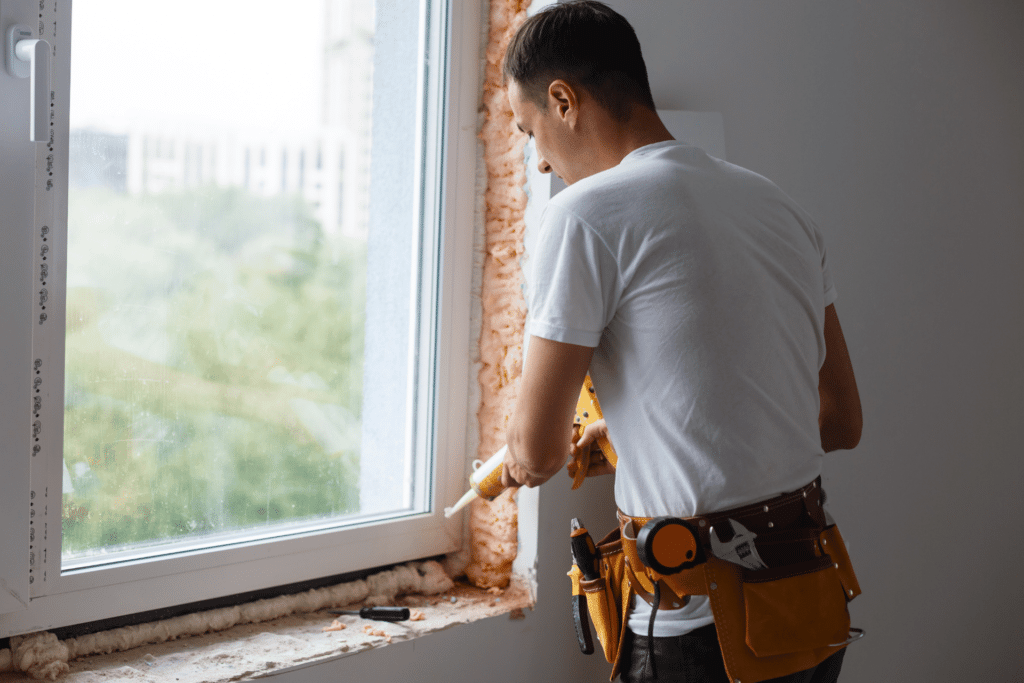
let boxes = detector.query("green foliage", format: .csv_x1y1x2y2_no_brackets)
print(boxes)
62,186,364,558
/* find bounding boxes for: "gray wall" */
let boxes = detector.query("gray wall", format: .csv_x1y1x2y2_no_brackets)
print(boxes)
616,1,1023,681
282,1,1024,681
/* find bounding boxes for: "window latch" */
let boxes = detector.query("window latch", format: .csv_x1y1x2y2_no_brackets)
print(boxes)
6,24,51,142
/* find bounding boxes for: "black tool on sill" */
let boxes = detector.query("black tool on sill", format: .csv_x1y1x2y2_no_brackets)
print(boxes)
327,606,411,621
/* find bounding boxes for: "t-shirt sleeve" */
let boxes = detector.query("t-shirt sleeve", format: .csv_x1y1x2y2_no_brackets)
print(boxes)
820,236,838,307
527,203,619,348
804,210,838,307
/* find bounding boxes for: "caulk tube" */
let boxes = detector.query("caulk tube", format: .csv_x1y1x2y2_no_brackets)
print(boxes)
443,445,508,518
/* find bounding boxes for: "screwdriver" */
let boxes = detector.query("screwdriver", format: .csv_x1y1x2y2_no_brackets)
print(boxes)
326,606,411,621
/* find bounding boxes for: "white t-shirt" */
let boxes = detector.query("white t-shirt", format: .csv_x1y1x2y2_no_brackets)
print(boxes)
527,140,837,636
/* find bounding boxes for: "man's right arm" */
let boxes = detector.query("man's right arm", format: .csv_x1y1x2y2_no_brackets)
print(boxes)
818,303,862,452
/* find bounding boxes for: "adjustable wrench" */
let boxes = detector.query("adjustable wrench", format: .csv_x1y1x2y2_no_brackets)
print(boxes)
709,519,767,571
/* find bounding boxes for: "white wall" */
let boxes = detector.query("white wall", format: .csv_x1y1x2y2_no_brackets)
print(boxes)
611,1,1022,681
280,1,1024,681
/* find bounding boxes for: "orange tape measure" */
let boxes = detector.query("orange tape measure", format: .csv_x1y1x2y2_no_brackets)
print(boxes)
636,517,705,574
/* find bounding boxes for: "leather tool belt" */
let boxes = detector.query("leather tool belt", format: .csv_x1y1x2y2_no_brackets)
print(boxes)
568,478,863,683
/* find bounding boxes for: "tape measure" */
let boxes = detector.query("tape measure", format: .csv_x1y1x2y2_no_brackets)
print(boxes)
636,517,704,574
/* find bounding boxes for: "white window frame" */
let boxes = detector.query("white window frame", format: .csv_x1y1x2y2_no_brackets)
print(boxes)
0,0,481,638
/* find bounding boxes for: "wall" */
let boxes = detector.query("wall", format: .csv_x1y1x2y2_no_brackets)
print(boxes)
611,1,1021,681
279,0,1024,681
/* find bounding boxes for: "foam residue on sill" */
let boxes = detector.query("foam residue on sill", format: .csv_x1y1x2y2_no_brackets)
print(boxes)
0,560,528,682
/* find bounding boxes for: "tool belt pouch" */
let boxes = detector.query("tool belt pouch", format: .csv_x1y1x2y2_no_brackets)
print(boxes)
820,523,862,601
704,522,860,683
568,528,630,666
741,555,849,657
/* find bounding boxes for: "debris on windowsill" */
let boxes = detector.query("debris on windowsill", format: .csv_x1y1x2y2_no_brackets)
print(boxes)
0,576,532,683
361,626,392,644
321,620,346,633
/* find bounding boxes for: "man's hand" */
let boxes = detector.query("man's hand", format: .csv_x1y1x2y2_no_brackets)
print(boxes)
501,445,566,488
568,419,615,479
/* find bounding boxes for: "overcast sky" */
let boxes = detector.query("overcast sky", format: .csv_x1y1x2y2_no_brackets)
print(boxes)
69,0,325,134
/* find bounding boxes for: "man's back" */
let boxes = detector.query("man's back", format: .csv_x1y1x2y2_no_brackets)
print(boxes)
528,140,837,517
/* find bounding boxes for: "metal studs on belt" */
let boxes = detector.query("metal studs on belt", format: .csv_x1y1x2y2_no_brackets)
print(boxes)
710,582,718,590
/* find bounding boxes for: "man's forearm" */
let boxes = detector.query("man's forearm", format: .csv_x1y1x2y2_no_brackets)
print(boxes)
819,386,862,452
820,418,860,452
506,425,570,486
502,336,595,488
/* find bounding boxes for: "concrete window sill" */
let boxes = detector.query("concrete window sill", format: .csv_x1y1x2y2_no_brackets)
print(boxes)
0,579,532,683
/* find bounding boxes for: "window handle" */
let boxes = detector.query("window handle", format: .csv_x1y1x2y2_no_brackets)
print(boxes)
6,25,51,142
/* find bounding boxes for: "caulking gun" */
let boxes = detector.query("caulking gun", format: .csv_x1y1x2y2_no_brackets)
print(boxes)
443,375,618,518
442,444,508,518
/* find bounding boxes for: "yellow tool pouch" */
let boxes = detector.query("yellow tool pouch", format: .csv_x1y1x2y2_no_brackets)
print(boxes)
612,479,862,683
703,532,857,682
821,522,862,601
567,527,632,667
740,556,849,657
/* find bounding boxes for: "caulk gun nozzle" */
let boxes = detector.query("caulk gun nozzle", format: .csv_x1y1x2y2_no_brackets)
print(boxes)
444,488,479,518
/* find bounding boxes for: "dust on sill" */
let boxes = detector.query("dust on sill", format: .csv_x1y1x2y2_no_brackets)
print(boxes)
0,579,531,683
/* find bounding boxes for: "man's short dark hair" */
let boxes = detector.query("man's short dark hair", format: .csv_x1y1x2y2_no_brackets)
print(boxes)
502,1,656,121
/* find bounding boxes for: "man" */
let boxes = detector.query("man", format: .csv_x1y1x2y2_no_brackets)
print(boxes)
499,2,862,682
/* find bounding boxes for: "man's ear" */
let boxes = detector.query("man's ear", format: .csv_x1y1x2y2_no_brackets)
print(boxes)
547,79,579,127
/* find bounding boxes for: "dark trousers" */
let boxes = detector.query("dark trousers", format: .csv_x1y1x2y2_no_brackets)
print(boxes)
620,624,846,683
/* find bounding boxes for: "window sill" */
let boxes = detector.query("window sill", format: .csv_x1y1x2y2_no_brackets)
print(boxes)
0,576,533,682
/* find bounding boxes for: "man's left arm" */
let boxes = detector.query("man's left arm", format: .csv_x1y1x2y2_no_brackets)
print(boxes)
502,335,594,488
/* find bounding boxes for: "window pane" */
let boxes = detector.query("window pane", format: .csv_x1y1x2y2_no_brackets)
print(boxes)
61,0,402,562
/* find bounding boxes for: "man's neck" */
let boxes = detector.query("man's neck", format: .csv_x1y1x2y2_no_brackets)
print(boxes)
584,105,675,176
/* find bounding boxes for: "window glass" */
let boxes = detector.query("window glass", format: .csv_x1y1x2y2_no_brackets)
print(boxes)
62,0,403,564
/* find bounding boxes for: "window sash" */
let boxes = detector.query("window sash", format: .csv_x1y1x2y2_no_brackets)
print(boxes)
0,0,479,638
0,47,35,615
